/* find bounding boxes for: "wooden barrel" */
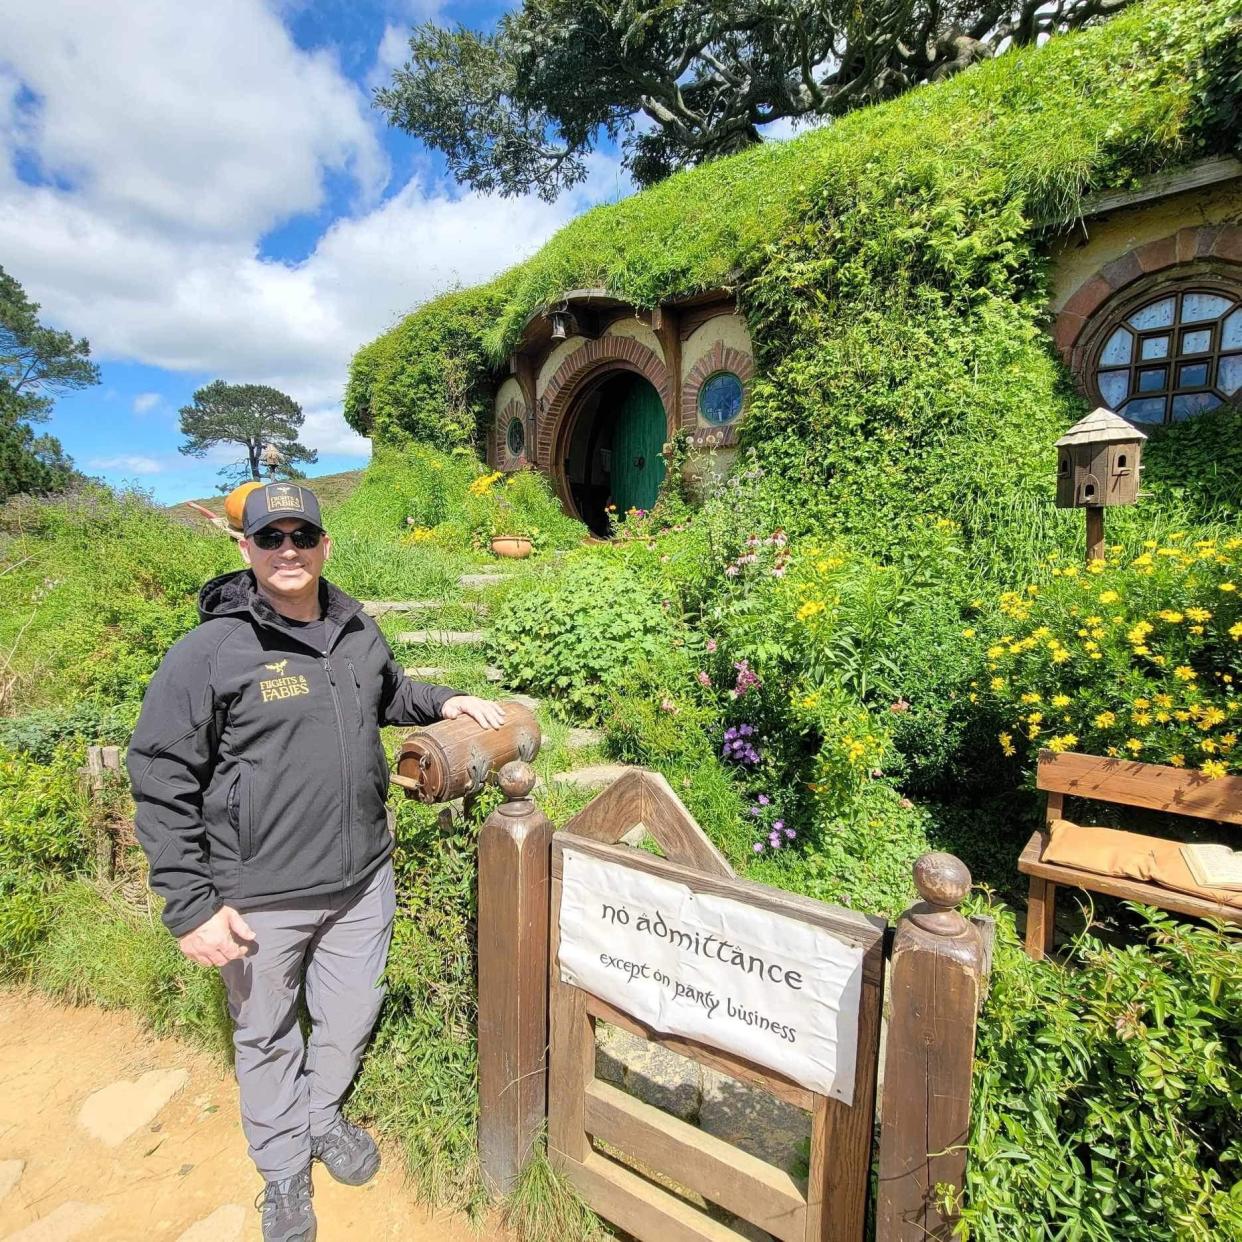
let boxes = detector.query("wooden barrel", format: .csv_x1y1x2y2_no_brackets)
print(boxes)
395,701,540,803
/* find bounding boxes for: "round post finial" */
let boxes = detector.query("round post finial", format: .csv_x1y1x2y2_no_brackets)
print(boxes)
910,851,972,934
497,760,537,801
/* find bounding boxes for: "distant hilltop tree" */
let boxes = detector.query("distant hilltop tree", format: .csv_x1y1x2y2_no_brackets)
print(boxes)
177,381,318,489
0,263,94,499
376,0,1137,199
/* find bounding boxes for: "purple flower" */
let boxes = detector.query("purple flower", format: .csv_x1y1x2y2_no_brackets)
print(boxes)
757,794,770,806
773,819,784,831
784,828,795,840
750,806,762,817
752,842,764,854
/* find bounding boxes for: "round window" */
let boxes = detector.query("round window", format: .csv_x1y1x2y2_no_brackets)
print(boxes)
697,371,744,426
1093,286,1241,425
506,416,525,457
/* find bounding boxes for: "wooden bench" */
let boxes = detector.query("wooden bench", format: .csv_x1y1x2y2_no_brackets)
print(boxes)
1019,748,1242,959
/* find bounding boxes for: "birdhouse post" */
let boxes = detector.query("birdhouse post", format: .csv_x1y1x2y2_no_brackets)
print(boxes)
1054,408,1146,562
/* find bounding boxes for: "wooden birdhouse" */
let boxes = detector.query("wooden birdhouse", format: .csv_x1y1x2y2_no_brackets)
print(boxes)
1054,407,1146,509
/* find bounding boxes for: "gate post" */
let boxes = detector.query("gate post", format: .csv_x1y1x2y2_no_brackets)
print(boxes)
877,852,987,1241
477,760,553,1196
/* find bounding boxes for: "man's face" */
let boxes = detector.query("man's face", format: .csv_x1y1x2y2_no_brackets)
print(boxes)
240,517,331,601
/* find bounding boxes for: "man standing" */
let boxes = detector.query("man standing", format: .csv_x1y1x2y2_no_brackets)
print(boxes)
127,482,502,1242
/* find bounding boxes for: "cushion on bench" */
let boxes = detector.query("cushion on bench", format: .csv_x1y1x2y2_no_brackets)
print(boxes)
1043,819,1242,910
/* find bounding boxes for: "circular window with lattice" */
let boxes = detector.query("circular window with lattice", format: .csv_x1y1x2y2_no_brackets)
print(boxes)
506,416,525,458
1092,286,1241,425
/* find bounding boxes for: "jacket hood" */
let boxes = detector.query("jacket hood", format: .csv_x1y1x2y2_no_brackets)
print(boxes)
198,568,362,630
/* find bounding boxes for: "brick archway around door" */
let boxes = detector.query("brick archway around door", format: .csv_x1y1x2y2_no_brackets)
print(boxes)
1053,224,1242,377
537,337,673,475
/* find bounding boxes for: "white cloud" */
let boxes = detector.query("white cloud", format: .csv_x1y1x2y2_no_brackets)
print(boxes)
88,454,163,474
0,4,627,463
1,0,385,239
132,392,161,414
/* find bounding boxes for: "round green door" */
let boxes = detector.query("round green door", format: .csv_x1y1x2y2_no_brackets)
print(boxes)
611,378,666,514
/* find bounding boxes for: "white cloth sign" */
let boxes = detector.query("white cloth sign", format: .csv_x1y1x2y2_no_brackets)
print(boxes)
558,848,865,1104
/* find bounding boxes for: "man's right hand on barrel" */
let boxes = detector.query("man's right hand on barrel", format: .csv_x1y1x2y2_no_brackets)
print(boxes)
178,906,257,966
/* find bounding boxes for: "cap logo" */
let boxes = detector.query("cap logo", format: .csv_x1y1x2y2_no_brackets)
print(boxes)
265,484,304,513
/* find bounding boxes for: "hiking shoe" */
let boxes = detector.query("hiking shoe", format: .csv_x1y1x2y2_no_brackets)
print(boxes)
255,1164,316,1242
311,1116,381,1186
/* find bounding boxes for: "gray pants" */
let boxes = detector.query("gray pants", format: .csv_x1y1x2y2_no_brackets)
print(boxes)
220,860,396,1180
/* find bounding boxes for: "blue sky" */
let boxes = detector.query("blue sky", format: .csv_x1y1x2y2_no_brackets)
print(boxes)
0,0,632,503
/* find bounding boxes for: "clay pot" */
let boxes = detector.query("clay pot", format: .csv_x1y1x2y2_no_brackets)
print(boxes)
490,535,533,559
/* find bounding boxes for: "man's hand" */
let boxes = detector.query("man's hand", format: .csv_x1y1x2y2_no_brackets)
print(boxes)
177,906,256,967
441,695,506,730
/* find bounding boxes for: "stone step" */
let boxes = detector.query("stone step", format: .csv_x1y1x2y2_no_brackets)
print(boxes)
458,572,509,590
484,665,504,683
395,629,485,646
567,725,603,749
405,666,445,679
363,599,485,617
508,693,541,713
538,762,637,793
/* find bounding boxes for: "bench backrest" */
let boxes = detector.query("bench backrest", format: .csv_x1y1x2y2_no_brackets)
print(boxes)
1037,749,1242,825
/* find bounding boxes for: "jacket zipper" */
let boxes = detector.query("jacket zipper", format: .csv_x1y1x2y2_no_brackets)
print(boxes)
323,653,352,884
346,658,363,725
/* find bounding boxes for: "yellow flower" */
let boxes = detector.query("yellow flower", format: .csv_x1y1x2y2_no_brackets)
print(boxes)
1106,746,1120,757
1047,733,1079,753
1201,739,1218,754
1201,760,1228,779
990,676,1006,691
1169,754,1186,768
961,628,976,638
1189,625,1205,636
1173,665,1197,681
1154,694,1173,707
796,600,826,621
1099,590,1119,604
986,644,1005,659
1051,648,1070,665
1155,710,1171,723
1086,561,1105,575
1020,692,1042,705
1051,694,1072,708
1026,711,1044,725
998,731,1016,757
1186,607,1211,622
1133,712,1152,727
1222,583,1238,592
1230,622,1242,640
1157,610,1184,623
1094,711,1116,728
1126,738,1144,753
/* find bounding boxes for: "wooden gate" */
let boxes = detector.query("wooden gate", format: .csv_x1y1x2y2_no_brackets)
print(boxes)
546,770,885,1241
475,762,989,1241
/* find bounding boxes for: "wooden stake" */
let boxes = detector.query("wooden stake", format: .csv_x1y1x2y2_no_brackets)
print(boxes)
876,853,988,1241
477,760,553,1195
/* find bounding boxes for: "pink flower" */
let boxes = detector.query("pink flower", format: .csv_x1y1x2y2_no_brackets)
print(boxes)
660,697,680,714
706,638,717,653
889,698,910,714
725,564,739,577
771,566,786,578
899,797,913,809
697,670,712,687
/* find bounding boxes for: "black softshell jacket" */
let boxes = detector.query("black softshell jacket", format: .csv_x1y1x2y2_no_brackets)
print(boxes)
126,570,458,937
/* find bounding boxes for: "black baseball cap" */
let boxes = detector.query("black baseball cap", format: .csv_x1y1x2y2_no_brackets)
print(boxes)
242,483,325,537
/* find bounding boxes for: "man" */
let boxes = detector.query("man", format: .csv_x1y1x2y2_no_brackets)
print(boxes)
127,482,503,1242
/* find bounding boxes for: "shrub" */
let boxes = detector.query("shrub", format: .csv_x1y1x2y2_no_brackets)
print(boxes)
965,906,1242,1240
488,554,680,720
982,532,1242,773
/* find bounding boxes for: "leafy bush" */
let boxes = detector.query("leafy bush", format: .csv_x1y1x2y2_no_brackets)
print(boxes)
0,701,131,762
982,532,1242,773
488,554,679,719
965,907,1242,1240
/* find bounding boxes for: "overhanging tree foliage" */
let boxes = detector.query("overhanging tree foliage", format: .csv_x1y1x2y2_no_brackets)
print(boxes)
376,0,1136,198
0,264,94,499
177,381,317,487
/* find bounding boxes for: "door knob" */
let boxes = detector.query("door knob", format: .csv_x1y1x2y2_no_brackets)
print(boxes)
634,455,645,469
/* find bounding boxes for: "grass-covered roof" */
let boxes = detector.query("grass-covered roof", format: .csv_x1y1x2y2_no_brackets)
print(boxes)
346,0,1239,573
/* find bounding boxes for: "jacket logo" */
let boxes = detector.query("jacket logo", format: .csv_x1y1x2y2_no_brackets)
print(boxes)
264,659,288,674
259,672,311,703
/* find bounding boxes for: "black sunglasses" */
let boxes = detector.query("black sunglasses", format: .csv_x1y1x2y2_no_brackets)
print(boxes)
251,525,324,551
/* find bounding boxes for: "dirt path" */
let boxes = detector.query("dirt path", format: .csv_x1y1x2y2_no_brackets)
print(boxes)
0,989,491,1242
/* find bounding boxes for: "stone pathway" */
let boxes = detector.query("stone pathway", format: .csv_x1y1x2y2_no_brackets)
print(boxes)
395,629,486,647
0,990,495,1242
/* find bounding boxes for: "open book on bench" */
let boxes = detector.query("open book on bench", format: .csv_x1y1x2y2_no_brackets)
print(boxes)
1181,843,1242,891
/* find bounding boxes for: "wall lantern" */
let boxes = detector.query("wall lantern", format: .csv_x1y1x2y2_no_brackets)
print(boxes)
548,309,576,340
1054,406,1146,561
